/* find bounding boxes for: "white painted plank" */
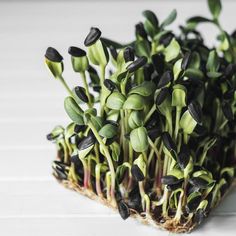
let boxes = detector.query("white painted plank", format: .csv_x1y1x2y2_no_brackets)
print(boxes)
0,180,235,217
0,213,235,236
0,178,235,236
0,122,65,147
0,96,68,122
0,181,115,216
0,217,158,236
0,149,55,178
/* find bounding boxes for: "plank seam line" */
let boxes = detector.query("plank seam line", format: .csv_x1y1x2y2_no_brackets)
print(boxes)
0,213,234,219
0,177,54,182
0,146,53,151
0,214,119,219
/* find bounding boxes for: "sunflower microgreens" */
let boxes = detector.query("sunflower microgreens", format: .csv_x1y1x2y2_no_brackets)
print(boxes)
45,0,236,232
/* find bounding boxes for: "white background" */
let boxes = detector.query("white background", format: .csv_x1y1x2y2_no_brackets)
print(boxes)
0,0,236,235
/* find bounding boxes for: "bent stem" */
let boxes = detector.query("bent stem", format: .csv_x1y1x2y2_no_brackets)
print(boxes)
58,75,83,109
139,181,150,213
88,121,116,206
174,190,184,222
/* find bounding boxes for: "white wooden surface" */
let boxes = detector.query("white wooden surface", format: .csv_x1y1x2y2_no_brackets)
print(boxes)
0,0,236,235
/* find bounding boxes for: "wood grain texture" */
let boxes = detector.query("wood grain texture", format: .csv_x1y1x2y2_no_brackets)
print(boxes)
0,0,236,235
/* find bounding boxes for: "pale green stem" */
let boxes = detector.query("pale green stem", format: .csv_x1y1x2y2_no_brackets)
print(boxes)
151,41,157,55
99,65,106,116
143,194,151,214
219,120,228,130
144,104,156,124
183,133,189,144
166,115,173,137
153,186,168,206
174,107,181,141
162,188,169,218
142,151,148,163
95,164,104,197
120,110,127,162
94,144,100,163
174,190,184,222
142,151,149,184
138,181,146,210
58,75,82,108
106,172,111,201
128,143,134,164
88,121,116,204
163,154,169,177
80,158,89,189
120,72,130,96
147,138,160,176
68,163,78,183
148,138,159,158
58,76,74,98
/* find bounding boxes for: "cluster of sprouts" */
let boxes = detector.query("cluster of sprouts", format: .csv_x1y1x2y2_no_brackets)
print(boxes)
46,0,236,232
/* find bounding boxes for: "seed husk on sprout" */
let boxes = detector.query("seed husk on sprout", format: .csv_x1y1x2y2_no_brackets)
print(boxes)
45,0,236,233
84,27,102,46
45,47,63,62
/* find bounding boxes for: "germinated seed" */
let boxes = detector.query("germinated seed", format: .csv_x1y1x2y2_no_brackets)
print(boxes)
104,79,117,91
157,70,173,89
193,209,205,225
77,133,96,150
181,51,191,70
118,201,130,220
162,132,177,152
188,101,202,124
186,195,202,213
124,46,135,62
161,175,181,185
109,46,118,60
189,177,209,189
135,22,147,39
131,165,145,181
222,102,234,120
74,86,89,103
84,27,102,46
126,56,147,73
151,53,165,75
155,87,169,105
45,47,63,62
68,46,86,57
